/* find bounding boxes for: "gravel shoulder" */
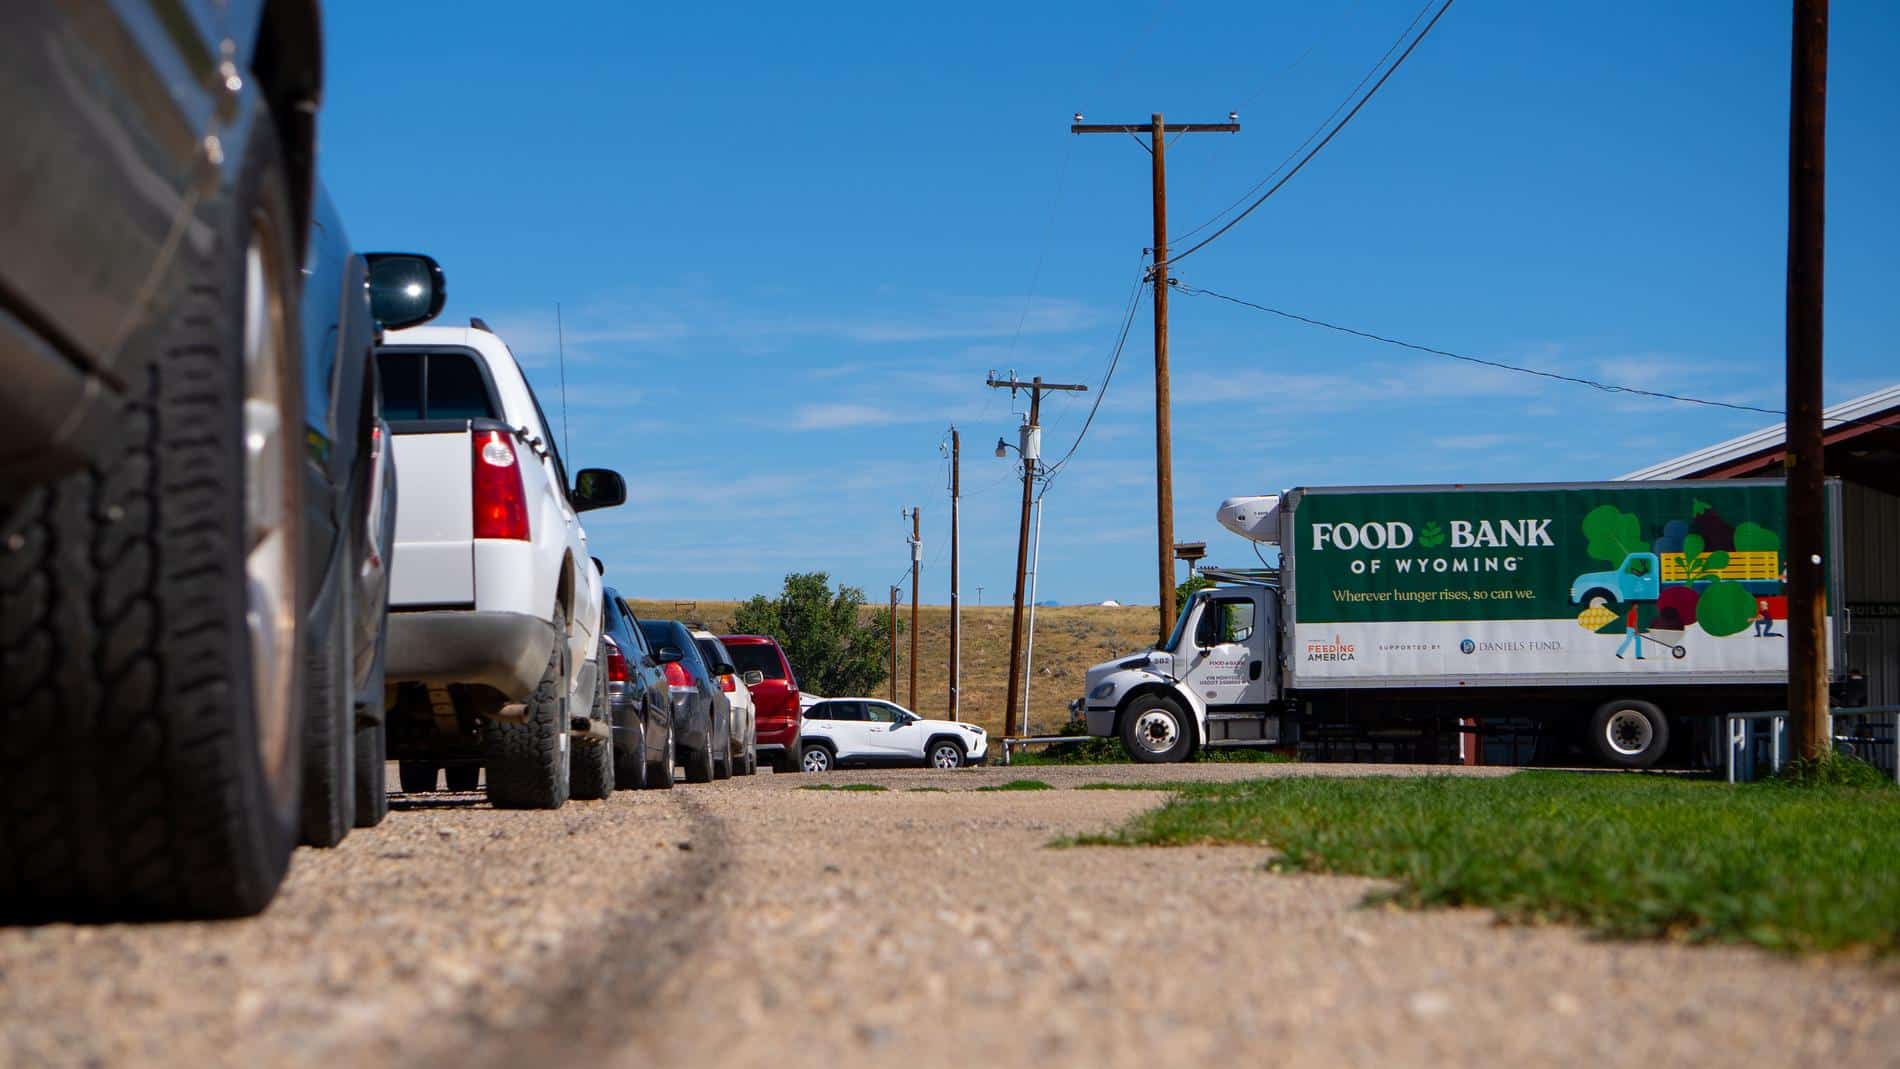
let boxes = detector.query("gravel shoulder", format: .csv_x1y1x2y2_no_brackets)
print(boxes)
1,764,1894,1068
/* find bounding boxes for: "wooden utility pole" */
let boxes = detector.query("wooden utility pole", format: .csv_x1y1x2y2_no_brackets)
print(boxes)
987,373,1088,736
887,585,899,702
1073,111,1239,643
948,428,961,721
1786,0,1830,760
907,507,921,710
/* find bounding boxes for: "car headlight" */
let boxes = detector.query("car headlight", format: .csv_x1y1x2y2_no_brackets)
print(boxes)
1089,681,1116,700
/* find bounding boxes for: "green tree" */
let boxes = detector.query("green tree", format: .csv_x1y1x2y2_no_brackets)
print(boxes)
1176,573,1213,608
730,572,892,697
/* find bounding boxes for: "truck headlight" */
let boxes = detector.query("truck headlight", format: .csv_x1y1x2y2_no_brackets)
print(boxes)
1088,682,1116,700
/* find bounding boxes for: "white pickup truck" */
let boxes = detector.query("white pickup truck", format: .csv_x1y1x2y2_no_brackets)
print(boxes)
377,319,625,808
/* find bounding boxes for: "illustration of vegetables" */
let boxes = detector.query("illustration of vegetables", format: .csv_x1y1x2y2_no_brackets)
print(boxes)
1733,521,1780,555
1657,584,1699,628
1576,604,1617,631
1696,580,1758,637
1581,505,1643,564
1417,521,1446,548
1678,534,1731,581
1689,500,1736,552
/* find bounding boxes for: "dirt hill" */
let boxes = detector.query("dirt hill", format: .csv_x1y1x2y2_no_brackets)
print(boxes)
621,598,1163,736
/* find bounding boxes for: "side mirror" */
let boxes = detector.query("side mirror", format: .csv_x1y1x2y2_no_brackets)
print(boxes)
1193,611,1221,650
655,646,683,664
364,253,446,331
742,669,764,687
591,556,605,575
572,468,627,513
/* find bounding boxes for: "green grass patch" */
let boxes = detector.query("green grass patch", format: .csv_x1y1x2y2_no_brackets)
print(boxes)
1010,736,1294,766
798,783,888,792
907,786,949,793
976,779,1054,792
1071,771,1900,955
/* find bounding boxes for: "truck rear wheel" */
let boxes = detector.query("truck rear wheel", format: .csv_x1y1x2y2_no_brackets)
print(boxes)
1120,694,1194,764
1589,699,1669,769
485,607,572,809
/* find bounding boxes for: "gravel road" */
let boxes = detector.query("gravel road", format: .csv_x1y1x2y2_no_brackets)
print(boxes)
2,763,1894,1068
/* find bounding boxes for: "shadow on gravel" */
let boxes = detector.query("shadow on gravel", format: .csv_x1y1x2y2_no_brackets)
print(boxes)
387,792,489,812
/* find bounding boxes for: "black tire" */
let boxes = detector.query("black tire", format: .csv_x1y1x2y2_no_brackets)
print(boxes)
444,765,481,792
486,606,573,809
646,720,676,790
741,744,757,776
353,718,389,828
684,707,716,784
400,762,439,794
0,116,306,920
614,699,649,791
1119,693,1194,764
772,747,801,774
1588,699,1670,769
927,738,966,770
800,743,834,774
713,708,733,780
299,573,355,847
570,644,614,801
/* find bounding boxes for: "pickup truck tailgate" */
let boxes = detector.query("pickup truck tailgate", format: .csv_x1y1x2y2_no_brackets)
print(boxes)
390,431,474,606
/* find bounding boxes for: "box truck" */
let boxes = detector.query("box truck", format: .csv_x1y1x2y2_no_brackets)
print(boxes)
1076,480,1844,768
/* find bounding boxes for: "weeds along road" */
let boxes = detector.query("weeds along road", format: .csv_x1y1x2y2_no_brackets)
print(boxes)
3,764,1896,1068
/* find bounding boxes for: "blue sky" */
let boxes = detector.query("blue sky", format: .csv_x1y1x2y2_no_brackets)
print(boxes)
320,1,1900,606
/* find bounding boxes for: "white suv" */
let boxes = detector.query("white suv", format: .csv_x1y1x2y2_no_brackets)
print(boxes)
377,319,625,808
799,699,988,771
692,630,759,776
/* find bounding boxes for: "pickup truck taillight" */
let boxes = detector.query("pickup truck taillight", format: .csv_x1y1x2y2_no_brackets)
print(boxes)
663,661,696,692
471,430,530,540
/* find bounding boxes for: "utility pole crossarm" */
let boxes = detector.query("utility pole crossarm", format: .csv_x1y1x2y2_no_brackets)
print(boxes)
1071,122,1239,134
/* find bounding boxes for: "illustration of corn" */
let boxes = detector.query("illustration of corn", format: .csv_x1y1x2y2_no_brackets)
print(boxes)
1577,604,1616,631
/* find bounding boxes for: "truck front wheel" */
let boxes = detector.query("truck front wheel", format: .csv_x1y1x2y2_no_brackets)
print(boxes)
1589,699,1669,769
1120,694,1194,764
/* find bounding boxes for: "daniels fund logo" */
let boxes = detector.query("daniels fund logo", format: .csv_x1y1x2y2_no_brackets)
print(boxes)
1460,637,1476,655
1306,635,1356,662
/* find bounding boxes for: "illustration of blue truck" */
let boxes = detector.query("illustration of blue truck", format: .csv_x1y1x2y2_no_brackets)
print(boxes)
1570,550,1782,606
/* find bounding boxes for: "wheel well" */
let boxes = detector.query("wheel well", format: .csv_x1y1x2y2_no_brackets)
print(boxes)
925,733,965,754
556,553,576,627
800,737,836,753
247,1,323,252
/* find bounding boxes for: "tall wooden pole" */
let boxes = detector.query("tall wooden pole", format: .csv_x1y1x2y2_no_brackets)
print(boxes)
948,429,961,721
1150,112,1178,645
1786,0,1830,760
909,507,921,710
1004,386,1041,739
887,585,898,702
1072,113,1238,642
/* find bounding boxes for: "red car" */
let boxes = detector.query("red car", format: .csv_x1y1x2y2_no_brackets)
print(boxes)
720,635,802,772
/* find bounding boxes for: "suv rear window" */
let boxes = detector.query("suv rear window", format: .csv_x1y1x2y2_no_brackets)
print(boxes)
376,350,498,422
726,643,786,679
694,638,730,672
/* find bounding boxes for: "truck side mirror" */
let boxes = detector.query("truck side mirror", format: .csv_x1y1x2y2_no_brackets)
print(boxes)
364,252,447,330
1193,610,1221,649
572,468,627,512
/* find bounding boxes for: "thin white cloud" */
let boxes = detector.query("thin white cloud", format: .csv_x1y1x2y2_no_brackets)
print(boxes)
789,403,904,431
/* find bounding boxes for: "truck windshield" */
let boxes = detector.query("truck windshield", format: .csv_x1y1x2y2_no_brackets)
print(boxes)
1161,592,1204,650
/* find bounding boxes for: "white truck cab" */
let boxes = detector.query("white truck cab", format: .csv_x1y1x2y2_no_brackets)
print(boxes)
378,319,626,807
1079,582,1284,763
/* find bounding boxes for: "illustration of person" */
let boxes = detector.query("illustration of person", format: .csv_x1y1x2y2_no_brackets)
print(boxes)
1754,600,1781,637
1615,605,1644,660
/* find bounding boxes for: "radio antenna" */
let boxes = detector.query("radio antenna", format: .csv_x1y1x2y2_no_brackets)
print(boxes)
556,301,571,462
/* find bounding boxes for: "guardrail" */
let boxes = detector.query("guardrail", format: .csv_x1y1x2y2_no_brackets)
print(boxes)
1723,706,1900,784
998,735,1091,766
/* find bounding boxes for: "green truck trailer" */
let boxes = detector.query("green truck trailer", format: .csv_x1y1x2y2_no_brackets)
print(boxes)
1077,480,1846,768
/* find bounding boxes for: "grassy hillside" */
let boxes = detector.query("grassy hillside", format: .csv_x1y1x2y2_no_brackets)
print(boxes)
622,598,1163,735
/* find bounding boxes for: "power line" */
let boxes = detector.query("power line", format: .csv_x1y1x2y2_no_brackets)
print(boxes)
1040,269,1150,495
1174,0,1423,247
1167,0,1455,267
1171,280,1788,418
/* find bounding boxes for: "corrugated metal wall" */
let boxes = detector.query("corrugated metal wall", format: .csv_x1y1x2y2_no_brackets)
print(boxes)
1841,482,1900,705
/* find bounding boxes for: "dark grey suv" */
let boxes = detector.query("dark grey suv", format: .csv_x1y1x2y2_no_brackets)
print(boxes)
638,619,733,783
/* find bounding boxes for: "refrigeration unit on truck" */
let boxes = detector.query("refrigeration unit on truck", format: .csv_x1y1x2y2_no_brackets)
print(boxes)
1077,480,1846,768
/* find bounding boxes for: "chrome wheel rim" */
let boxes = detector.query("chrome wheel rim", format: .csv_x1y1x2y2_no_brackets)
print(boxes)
1132,709,1180,755
931,745,960,769
242,215,299,812
802,748,829,773
1605,709,1654,757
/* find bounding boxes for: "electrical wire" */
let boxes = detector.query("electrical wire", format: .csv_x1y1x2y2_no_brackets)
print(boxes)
1173,0,1421,247
1172,280,1793,419
1166,0,1455,268
1038,267,1151,498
